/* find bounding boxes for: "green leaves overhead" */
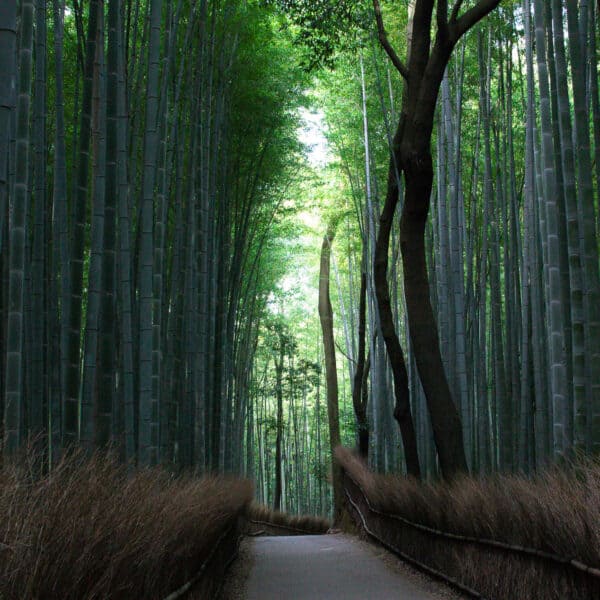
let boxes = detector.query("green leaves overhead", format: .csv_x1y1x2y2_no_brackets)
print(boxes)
265,0,373,69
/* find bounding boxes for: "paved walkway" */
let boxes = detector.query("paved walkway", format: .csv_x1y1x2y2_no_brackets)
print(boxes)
244,535,437,599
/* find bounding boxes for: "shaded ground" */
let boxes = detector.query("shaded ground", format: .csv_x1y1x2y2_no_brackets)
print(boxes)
221,534,465,599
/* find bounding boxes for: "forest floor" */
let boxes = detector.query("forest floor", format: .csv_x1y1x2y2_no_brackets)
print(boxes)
220,534,465,599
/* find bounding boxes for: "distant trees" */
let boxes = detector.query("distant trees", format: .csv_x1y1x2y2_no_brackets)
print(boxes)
250,306,333,516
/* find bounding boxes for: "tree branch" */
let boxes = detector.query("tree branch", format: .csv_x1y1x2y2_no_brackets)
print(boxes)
372,0,409,80
437,0,448,33
449,0,464,23
336,341,356,364
450,0,501,42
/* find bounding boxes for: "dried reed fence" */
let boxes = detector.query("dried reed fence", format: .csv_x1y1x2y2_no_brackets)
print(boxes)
336,447,600,600
0,451,252,599
246,503,331,536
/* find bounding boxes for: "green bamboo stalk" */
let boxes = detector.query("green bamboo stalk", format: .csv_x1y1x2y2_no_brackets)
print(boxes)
138,0,163,467
63,0,100,448
0,3,17,247
4,0,34,457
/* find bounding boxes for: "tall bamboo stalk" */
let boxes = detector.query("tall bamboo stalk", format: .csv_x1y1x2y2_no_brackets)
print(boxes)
4,0,34,457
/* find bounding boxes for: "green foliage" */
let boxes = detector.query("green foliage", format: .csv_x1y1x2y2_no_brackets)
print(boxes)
264,0,373,70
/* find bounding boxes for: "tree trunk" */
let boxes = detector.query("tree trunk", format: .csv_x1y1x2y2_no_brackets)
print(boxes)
30,0,47,449
371,0,501,478
3,0,33,458
51,0,68,463
400,149,468,479
97,0,120,449
352,271,369,459
81,8,107,451
318,227,343,524
0,3,17,214
566,0,600,455
374,145,421,478
116,1,135,463
138,0,163,466
64,0,100,448
273,334,284,512
533,0,570,458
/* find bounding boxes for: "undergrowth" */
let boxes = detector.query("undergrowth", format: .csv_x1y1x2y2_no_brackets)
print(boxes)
0,452,252,600
336,446,600,599
247,503,331,534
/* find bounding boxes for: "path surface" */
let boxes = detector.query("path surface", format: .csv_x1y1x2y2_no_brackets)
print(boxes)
235,534,445,599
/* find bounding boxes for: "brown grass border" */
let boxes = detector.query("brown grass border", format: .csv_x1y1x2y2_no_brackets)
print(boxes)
0,452,253,599
336,446,600,600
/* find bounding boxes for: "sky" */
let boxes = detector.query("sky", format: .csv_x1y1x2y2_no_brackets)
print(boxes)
297,107,332,169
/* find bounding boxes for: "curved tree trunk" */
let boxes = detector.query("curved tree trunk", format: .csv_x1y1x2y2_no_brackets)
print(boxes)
373,145,421,478
400,148,467,479
352,270,369,459
371,0,500,479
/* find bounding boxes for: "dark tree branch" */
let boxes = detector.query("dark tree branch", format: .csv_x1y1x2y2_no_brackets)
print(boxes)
437,0,448,34
409,0,435,81
449,0,464,23
336,341,355,364
372,0,409,79
450,0,502,42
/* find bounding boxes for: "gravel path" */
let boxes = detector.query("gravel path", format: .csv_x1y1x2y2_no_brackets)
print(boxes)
220,534,465,600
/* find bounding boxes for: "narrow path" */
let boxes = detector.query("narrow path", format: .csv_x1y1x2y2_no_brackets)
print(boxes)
235,534,448,599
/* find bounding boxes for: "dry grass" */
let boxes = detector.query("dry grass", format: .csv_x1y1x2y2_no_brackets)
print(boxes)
336,446,600,599
0,451,253,600
247,503,331,535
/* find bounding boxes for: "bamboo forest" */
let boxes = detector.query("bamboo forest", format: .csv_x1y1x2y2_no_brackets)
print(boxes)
2,0,600,598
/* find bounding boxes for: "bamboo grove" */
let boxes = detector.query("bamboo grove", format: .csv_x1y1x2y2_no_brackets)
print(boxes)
1,0,600,519
304,0,600,482
0,0,306,472
249,0,600,512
